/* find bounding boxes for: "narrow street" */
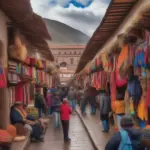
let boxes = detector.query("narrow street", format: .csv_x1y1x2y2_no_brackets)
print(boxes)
27,114,94,150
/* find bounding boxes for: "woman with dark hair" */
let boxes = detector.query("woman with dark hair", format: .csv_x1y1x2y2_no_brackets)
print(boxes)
105,115,145,150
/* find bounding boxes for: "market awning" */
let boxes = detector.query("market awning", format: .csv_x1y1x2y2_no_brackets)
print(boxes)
76,0,139,73
0,0,54,61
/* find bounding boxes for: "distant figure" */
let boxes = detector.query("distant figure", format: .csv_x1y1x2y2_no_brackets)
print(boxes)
105,115,146,150
68,87,76,114
45,90,53,116
35,87,46,118
52,92,61,128
60,99,72,142
99,90,111,133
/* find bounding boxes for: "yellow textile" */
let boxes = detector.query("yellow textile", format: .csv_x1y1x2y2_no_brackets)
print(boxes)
118,45,128,68
137,99,148,121
129,98,134,114
15,107,27,121
115,100,125,114
37,60,43,68
101,53,109,71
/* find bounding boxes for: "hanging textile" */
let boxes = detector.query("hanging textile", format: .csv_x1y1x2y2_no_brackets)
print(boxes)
138,99,148,121
116,68,127,87
0,65,7,88
145,84,150,111
110,71,116,111
116,45,128,85
15,83,24,102
134,42,147,69
101,53,109,72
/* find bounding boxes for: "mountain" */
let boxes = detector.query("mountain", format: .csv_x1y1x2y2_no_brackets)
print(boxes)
44,18,89,45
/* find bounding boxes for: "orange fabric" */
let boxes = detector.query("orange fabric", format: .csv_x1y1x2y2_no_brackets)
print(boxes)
146,125,150,129
0,130,12,143
117,45,128,68
115,100,125,114
138,99,148,121
15,107,27,121
7,125,17,138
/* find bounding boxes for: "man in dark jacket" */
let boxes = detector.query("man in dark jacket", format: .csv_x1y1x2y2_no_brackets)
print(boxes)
35,88,46,118
105,115,146,150
99,90,111,132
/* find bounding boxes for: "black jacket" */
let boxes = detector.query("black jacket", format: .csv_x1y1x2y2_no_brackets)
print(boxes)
105,128,145,150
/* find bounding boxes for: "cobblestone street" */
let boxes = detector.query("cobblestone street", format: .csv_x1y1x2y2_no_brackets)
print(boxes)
27,114,94,150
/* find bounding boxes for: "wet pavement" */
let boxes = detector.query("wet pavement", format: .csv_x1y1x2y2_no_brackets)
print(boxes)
27,114,94,150
76,106,113,150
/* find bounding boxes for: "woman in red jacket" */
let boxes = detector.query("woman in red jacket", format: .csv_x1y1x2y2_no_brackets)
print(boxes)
60,99,72,142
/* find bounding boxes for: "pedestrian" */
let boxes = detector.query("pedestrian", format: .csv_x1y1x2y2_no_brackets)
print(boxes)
52,92,61,128
45,90,53,116
88,86,97,115
80,90,88,116
60,98,72,142
35,87,46,118
105,115,146,150
99,90,111,133
68,87,76,114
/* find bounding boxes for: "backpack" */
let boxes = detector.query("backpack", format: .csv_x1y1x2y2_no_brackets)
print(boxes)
119,130,132,150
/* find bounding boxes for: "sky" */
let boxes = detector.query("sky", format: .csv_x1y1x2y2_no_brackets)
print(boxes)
31,0,110,36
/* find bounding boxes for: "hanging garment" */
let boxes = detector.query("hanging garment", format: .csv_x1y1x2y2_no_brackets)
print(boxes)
138,99,147,121
110,71,116,111
101,53,109,71
15,84,24,102
116,67,127,87
145,85,150,110
0,66,7,88
127,76,142,109
134,51,147,68
115,100,125,115
118,45,129,71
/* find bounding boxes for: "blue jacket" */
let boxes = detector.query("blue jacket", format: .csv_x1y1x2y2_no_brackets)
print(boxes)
52,97,61,112
127,76,142,102
105,128,145,150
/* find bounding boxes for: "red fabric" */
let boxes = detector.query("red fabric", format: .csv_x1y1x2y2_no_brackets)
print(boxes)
60,104,72,120
110,71,116,111
15,84,23,102
116,67,127,87
145,85,150,109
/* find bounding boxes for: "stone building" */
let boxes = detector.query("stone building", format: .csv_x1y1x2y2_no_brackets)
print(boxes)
45,19,89,84
50,45,85,84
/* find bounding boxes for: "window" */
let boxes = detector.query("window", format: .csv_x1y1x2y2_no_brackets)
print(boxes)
64,52,66,55
70,58,74,64
74,51,76,55
59,52,61,55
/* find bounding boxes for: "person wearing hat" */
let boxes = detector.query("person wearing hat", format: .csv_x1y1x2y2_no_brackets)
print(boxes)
10,102,44,142
105,115,146,150
60,98,72,142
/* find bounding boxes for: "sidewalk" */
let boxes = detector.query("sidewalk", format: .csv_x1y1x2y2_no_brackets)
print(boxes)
27,115,94,150
76,106,113,150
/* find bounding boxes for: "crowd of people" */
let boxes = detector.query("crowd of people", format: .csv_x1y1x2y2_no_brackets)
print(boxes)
7,84,150,150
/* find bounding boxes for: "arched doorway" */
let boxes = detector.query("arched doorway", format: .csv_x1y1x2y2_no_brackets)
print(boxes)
60,62,67,69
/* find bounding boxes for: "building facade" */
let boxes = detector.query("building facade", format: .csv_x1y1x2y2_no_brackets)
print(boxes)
50,45,85,84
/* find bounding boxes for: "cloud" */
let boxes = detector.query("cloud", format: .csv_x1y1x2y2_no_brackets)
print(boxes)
31,0,110,36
